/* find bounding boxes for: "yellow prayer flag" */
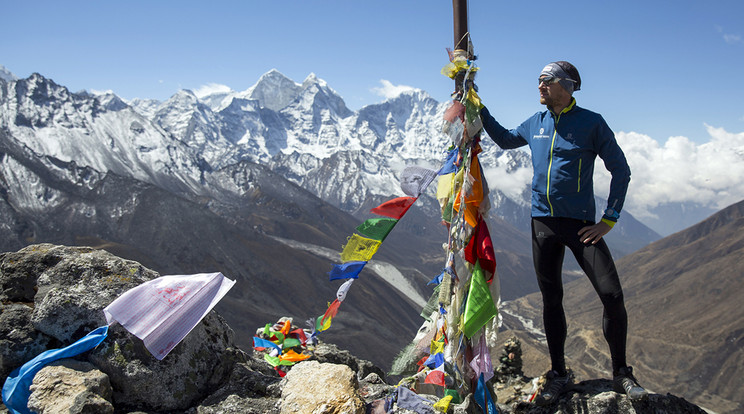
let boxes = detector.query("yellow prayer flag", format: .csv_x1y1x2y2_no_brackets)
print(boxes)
340,234,381,262
433,395,454,413
430,339,445,355
436,173,455,202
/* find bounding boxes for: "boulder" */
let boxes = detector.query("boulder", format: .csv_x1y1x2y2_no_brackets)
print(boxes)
1,244,238,411
280,361,365,414
27,359,113,414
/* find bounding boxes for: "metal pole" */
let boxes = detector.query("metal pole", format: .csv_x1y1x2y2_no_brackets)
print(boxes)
452,0,468,53
452,0,470,98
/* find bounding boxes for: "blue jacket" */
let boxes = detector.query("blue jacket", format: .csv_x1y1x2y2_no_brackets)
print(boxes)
481,99,631,223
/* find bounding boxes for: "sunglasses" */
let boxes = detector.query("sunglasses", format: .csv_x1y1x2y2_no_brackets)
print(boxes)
538,76,576,86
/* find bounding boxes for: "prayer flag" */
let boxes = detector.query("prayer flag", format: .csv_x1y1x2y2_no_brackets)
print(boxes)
424,352,445,370
370,196,417,219
401,166,438,197
453,154,484,227
315,314,332,332
252,336,281,353
396,386,436,414
433,395,454,413
439,148,460,175
356,218,398,241
469,334,494,383
328,261,366,281
474,373,497,414
336,278,355,302
427,270,444,286
424,364,446,387
320,299,342,327
2,326,109,414
443,101,465,123
340,234,381,262
430,339,445,356
464,218,497,277
103,272,235,360
279,349,311,363
462,261,498,339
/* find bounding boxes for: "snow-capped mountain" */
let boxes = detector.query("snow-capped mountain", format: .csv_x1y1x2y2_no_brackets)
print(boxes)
0,67,660,258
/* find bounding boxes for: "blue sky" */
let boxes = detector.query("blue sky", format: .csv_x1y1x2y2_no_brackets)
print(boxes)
1,0,742,145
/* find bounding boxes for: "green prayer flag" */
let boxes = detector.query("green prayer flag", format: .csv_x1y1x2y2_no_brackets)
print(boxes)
356,218,398,241
462,261,498,339
282,337,302,349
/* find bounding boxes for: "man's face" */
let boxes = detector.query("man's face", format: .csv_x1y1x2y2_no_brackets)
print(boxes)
538,77,571,108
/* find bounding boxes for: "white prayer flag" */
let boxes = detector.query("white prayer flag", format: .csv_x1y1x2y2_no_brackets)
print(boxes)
400,166,438,197
103,272,235,360
336,279,355,302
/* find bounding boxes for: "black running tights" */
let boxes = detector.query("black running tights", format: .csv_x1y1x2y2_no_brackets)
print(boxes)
531,217,628,375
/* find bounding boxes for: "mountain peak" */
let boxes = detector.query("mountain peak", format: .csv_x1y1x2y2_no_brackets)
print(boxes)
0,64,18,82
245,69,302,111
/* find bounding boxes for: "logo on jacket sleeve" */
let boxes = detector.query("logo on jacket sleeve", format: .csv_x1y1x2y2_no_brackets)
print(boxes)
533,127,550,139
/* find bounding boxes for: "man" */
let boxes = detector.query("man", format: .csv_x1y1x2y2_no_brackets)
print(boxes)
480,61,647,405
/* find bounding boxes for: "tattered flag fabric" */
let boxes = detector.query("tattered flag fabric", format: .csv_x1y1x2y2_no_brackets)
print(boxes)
2,326,109,414
320,299,342,328
439,148,460,175
328,261,366,281
464,218,497,277
474,373,498,414
469,334,494,383
103,272,235,360
370,196,417,219
443,101,465,123
462,261,498,339
400,166,439,197
336,278,355,302
453,154,484,228
340,234,381,262
355,218,398,241
396,386,437,414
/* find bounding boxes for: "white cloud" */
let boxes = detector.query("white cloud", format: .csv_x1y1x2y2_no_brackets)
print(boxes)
724,33,743,45
716,25,743,45
193,83,232,99
593,126,744,219
371,79,416,99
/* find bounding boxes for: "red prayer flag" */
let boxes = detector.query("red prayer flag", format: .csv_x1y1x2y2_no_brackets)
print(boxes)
424,364,446,386
370,196,417,219
464,218,497,278
320,299,342,326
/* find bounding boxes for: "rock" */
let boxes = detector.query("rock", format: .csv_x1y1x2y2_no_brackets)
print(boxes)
0,244,716,414
0,244,239,412
280,361,365,414
189,350,282,414
0,303,53,380
507,379,708,413
27,359,113,414
311,342,386,381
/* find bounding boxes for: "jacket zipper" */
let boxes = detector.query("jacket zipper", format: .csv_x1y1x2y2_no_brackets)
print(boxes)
577,158,582,192
546,112,561,216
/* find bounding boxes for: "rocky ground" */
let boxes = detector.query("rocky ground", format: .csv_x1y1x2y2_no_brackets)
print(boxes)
0,244,710,413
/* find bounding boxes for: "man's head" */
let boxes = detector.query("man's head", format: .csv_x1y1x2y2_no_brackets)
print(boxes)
538,61,580,110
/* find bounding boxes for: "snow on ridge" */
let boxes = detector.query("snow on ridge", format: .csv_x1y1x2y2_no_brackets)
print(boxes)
0,64,18,82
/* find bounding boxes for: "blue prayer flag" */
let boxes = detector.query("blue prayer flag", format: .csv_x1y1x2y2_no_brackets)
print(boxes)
328,261,366,281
